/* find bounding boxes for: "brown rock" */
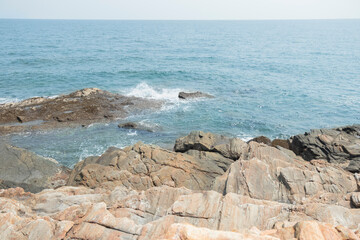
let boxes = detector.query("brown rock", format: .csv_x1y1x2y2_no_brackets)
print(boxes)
271,139,290,149
249,136,272,145
67,141,234,191
214,141,357,204
174,131,248,160
0,88,163,135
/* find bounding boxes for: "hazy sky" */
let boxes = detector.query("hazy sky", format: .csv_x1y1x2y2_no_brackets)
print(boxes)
0,0,359,20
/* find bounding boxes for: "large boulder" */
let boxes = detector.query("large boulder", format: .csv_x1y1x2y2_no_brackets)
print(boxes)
0,142,69,193
290,125,360,172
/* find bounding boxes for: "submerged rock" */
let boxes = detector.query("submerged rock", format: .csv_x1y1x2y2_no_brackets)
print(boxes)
178,91,215,99
118,121,159,132
290,125,360,172
0,88,163,135
118,122,138,129
0,142,70,193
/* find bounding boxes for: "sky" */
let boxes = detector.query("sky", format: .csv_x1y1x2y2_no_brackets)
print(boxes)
0,0,359,20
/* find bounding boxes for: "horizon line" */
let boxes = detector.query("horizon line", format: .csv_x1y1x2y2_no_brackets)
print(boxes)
1,17,359,21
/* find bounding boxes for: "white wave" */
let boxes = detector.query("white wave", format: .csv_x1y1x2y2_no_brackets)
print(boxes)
48,95,59,99
124,82,183,103
237,134,255,142
127,130,138,136
0,97,20,104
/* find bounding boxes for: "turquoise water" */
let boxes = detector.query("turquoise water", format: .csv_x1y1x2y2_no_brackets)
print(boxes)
1,19,360,166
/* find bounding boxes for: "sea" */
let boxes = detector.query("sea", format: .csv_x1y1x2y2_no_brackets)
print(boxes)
0,19,359,167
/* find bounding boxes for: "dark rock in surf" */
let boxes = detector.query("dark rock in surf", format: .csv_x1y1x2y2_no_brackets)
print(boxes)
118,122,138,129
118,122,158,132
178,91,214,99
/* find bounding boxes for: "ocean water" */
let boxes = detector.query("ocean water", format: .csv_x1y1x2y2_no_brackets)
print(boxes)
1,19,360,167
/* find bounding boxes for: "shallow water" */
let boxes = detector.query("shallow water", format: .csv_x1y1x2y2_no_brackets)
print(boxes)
1,19,359,167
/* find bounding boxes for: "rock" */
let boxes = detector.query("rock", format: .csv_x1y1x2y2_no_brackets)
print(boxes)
174,131,248,160
213,141,357,204
160,223,277,240
271,139,290,149
290,125,360,172
351,192,360,208
248,136,272,145
118,122,138,129
118,122,159,132
68,131,357,205
178,91,214,99
67,141,234,191
0,142,70,193
2,185,359,240
0,88,163,135
2,129,360,239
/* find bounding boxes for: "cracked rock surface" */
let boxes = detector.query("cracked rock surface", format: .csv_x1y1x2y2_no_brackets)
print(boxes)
1,127,360,239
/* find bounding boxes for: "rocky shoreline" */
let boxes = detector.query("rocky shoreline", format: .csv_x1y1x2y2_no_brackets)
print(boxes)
0,122,360,239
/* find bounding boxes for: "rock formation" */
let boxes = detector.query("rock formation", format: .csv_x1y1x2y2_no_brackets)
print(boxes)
0,141,69,193
290,125,360,172
1,127,360,239
0,88,162,135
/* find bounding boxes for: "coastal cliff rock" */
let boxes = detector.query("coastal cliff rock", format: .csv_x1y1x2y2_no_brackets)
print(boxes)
0,88,162,135
290,125,360,172
0,142,69,193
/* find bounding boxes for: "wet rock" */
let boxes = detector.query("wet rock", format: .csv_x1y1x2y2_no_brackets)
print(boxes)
0,88,163,135
178,91,214,99
118,122,158,132
118,122,138,129
290,125,360,172
0,142,70,193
